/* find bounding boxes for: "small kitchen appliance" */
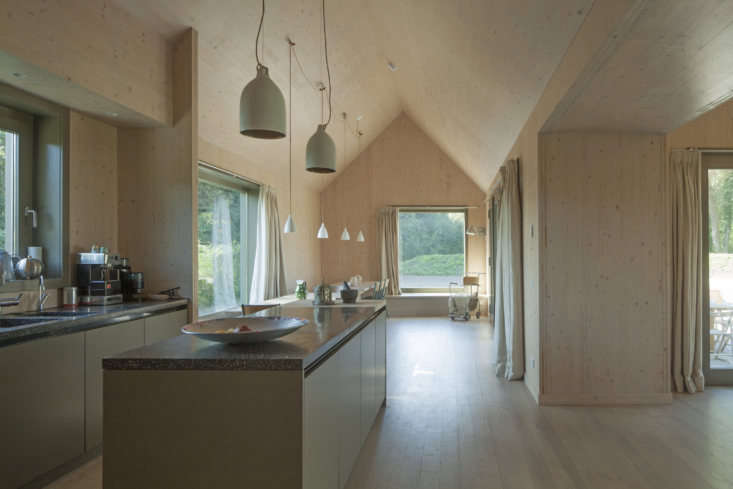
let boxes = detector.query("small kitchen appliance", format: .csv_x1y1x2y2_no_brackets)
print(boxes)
76,252,123,305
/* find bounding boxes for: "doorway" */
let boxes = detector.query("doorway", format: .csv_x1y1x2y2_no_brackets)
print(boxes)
703,153,733,385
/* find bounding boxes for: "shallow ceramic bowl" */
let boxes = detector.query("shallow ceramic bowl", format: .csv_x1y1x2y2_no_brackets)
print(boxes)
181,316,308,344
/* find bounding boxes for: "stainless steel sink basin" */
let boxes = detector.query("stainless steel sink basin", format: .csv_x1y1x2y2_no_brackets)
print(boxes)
0,317,57,328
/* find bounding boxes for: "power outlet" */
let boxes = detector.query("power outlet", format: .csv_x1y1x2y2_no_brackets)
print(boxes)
530,358,536,369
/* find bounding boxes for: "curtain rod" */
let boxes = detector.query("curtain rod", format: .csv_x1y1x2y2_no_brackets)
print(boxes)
198,160,264,187
387,204,479,209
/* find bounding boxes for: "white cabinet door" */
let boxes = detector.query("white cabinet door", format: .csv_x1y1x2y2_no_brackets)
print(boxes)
304,351,340,489
0,333,84,489
338,333,362,489
360,321,376,445
144,309,188,345
375,311,387,411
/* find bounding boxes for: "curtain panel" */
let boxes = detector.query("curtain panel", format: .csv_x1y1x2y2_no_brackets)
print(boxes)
378,207,401,296
494,159,524,380
250,185,287,302
670,150,704,393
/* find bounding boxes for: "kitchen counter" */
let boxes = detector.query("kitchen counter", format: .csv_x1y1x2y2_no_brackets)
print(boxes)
102,301,388,489
103,301,386,373
0,299,189,347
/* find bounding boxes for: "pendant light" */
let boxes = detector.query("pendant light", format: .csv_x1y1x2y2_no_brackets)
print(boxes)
355,121,366,243
306,0,336,173
317,195,329,239
240,0,286,139
339,112,350,241
283,39,296,234
317,222,329,239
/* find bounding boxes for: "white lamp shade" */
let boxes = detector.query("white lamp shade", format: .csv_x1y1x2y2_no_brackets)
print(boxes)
340,227,350,240
306,124,336,173
356,230,365,242
283,214,296,233
240,65,287,139
317,222,329,239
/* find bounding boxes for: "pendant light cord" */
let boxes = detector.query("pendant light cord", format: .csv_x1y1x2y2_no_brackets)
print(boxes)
288,39,294,214
322,0,333,127
255,0,265,68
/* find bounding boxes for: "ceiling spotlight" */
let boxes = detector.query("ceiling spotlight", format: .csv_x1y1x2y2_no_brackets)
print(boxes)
387,61,398,72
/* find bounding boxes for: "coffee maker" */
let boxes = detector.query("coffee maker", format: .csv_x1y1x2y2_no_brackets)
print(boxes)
77,252,123,305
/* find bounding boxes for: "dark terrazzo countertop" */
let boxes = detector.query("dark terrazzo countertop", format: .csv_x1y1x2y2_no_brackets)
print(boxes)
0,299,189,348
103,302,386,373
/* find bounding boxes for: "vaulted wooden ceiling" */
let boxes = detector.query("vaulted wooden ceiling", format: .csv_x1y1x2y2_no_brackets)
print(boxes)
116,0,593,189
545,0,733,133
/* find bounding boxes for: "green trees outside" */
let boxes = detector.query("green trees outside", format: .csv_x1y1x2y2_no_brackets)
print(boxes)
197,180,242,314
709,169,733,254
398,211,465,276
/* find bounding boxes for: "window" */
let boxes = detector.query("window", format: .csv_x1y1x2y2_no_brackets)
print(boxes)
0,106,33,258
0,85,68,292
197,163,259,316
398,209,466,291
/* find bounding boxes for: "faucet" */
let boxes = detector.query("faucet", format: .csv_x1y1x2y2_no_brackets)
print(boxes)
39,275,48,311
0,293,23,313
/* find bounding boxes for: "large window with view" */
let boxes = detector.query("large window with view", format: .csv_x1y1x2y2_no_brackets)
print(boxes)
398,209,466,291
197,164,259,317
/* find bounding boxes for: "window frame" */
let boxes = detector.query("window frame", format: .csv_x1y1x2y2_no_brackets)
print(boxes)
196,161,259,318
0,105,34,257
0,84,69,293
397,207,468,293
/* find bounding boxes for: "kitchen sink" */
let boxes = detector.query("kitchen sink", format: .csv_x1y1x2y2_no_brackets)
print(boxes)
0,317,57,328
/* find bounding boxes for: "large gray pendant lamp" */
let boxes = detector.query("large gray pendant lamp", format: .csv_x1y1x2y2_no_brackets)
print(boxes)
283,39,296,234
240,0,286,139
306,0,336,173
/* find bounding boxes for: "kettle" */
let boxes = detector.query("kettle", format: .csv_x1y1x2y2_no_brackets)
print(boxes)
313,283,333,305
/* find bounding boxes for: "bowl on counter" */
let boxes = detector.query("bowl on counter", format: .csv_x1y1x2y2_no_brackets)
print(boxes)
340,288,359,304
182,316,308,344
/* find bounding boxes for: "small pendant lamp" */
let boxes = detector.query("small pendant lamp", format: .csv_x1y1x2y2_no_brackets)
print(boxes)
240,0,286,139
306,0,336,173
340,228,351,240
317,222,329,239
283,39,296,234
354,124,365,243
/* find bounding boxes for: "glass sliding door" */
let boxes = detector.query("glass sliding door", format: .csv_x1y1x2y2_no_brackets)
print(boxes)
703,154,733,384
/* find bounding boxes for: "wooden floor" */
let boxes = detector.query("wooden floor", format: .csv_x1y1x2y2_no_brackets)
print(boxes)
46,317,733,489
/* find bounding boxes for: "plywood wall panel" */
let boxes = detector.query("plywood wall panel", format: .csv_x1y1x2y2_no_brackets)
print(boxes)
500,0,640,401
0,0,172,126
666,97,733,150
320,114,486,289
117,29,197,308
540,132,669,404
68,112,118,281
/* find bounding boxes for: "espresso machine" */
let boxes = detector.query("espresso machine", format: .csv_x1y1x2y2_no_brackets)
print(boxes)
76,252,123,305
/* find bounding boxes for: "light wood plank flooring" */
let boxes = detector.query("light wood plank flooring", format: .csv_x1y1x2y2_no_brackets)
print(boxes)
45,317,733,489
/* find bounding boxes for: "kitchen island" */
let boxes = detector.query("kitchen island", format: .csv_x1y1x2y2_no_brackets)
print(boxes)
103,301,387,489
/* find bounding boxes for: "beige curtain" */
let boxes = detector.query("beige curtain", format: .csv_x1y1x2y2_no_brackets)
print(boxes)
378,207,401,295
670,150,704,393
250,185,287,302
494,159,524,380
